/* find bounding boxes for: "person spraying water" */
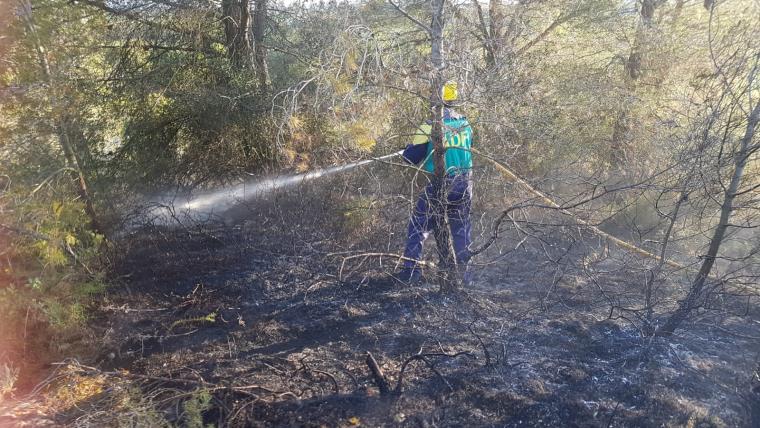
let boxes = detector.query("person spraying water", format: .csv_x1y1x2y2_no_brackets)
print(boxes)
148,81,475,288
141,84,680,286
397,81,474,285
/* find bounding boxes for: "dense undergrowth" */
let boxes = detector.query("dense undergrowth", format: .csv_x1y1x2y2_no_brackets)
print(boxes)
0,188,107,399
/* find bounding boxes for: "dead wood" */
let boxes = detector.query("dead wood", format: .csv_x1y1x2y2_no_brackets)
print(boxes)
365,352,391,396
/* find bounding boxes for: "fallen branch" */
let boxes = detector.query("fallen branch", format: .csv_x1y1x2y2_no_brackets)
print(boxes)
298,357,340,394
100,304,169,313
46,360,297,398
471,147,689,271
364,350,475,396
394,351,474,394
0,223,50,241
468,325,491,367
337,252,435,281
365,352,391,396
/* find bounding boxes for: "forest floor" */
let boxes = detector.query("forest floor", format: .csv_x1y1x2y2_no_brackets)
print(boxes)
2,189,760,427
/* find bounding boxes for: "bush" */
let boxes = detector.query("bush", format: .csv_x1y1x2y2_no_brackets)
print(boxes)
0,187,108,390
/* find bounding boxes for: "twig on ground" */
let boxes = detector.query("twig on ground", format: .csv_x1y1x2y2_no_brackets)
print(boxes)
43,360,299,401
337,252,435,281
365,352,391,396
100,304,169,313
298,357,340,394
468,325,491,367
606,401,622,428
394,351,475,394
338,365,360,390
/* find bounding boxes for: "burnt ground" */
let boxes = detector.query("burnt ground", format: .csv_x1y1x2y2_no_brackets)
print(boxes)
3,181,760,427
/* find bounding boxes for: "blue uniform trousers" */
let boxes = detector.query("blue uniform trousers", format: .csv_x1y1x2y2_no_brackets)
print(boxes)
402,173,472,274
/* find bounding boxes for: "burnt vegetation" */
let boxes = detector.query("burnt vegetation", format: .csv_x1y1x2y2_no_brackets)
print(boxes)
1,0,760,426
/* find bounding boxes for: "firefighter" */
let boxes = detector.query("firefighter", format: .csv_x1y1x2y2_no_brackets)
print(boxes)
398,81,473,284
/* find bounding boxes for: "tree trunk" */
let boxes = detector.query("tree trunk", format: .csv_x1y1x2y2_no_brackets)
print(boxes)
658,101,760,335
253,0,270,92
429,0,457,292
643,191,687,333
18,0,103,234
222,0,253,69
610,0,656,167
58,118,102,233
472,0,504,68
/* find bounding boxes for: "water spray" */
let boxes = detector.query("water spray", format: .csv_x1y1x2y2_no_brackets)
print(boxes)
146,150,403,224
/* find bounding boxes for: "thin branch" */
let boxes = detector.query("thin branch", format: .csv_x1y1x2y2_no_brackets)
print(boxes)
394,351,474,394
335,252,436,281
0,223,50,241
516,12,573,57
388,0,431,34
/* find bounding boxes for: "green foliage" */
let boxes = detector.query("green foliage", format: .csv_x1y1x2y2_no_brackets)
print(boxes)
70,383,171,427
0,185,108,372
169,311,217,333
115,388,172,428
182,389,214,428
111,56,278,190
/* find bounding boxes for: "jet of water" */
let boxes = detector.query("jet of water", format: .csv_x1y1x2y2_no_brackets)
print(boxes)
143,150,403,226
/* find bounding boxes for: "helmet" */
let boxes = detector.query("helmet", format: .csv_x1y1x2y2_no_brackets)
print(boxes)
442,81,458,102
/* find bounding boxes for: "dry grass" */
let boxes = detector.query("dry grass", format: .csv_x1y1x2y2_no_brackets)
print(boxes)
0,363,19,403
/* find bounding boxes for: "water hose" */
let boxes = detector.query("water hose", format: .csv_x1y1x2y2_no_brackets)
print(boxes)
470,148,688,271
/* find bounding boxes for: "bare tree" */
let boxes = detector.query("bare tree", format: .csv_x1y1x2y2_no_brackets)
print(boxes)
609,0,660,167
387,0,461,290
656,3,760,334
429,0,461,291
659,100,760,335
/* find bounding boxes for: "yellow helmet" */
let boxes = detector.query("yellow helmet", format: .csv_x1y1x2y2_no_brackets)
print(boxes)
442,81,458,102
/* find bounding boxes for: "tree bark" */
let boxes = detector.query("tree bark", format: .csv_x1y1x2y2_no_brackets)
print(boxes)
658,101,760,335
222,0,253,69
429,0,457,292
472,0,494,67
610,0,657,167
252,0,270,92
483,0,504,67
487,0,502,59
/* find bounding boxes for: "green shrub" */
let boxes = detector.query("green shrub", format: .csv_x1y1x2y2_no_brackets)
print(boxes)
182,389,214,428
0,190,108,385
